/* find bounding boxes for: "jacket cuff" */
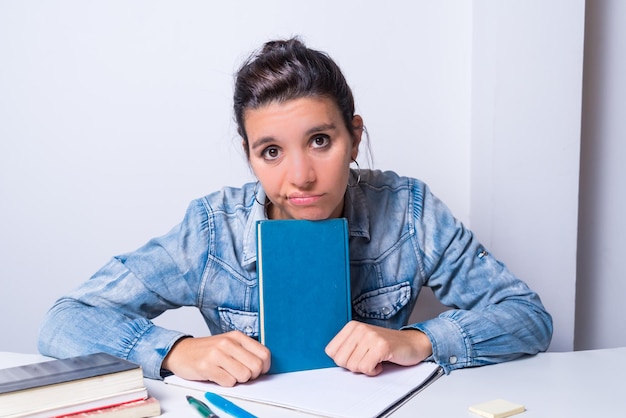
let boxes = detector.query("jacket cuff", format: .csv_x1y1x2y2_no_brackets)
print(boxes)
125,322,189,380
404,314,471,374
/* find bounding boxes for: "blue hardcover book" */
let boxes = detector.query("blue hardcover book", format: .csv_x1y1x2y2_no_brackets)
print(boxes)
256,218,352,374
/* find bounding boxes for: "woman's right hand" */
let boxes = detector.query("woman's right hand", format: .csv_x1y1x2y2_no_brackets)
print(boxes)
161,331,271,387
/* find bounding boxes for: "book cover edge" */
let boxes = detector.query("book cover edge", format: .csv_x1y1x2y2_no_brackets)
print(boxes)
255,218,351,374
0,353,141,394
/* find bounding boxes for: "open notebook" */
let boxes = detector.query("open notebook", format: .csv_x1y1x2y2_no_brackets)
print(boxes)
165,362,443,418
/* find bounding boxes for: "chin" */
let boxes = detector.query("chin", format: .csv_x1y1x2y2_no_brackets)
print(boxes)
272,201,342,221
291,209,334,221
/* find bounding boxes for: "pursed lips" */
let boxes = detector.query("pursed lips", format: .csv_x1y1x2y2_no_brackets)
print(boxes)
287,194,323,206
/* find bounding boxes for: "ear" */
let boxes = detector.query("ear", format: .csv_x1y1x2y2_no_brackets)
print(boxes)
242,139,250,160
350,115,363,160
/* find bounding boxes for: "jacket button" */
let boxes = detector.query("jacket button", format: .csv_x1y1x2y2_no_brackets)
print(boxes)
449,355,458,364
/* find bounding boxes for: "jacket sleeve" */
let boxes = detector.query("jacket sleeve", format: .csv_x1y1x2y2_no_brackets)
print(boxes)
38,199,210,379
404,182,553,373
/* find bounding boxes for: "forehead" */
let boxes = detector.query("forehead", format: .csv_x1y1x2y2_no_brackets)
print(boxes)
243,97,344,134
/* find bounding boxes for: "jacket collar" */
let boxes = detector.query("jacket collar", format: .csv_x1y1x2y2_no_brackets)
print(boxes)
242,187,269,266
344,184,371,241
241,182,371,266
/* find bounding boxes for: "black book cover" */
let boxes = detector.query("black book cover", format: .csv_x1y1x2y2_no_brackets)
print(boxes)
0,352,140,394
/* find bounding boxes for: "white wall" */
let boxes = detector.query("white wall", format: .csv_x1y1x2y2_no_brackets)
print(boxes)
0,1,586,355
0,1,472,352
575,0,626,350
470,1,585,352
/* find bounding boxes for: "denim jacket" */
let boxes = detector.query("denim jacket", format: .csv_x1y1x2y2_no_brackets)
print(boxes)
38,169,552,379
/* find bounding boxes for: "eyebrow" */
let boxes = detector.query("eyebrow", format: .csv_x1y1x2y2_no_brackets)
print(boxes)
250,136,275,151
306,123,337,135
250,123,338,151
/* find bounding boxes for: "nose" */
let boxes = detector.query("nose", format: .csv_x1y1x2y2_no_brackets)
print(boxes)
287,152,316,187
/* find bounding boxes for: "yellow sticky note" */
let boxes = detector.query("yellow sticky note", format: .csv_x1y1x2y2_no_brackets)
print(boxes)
468,399,525,418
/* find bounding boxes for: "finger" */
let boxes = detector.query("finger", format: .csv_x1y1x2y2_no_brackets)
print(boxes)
207,364,239,387
343,335,388,376
326,333,358,368
331,334,378,373
211,352,255,386
329,323,388,375
213,336,269,382
185,334,259,385
325,321,357,358
237,334,272,374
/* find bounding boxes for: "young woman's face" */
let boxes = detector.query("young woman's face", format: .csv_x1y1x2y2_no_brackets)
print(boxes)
244,97,362,220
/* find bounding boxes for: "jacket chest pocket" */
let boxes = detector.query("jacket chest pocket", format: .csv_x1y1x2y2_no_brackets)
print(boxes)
352,281,412,321
218,307,259,338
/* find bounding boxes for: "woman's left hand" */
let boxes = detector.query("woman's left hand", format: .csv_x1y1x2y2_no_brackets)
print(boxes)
325,321,433,376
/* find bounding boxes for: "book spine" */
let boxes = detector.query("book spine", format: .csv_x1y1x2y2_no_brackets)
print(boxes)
257,222,266,345
342,219,352,321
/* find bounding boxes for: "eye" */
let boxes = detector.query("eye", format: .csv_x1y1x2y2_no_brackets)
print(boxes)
261,146,281,161
311,134,330,149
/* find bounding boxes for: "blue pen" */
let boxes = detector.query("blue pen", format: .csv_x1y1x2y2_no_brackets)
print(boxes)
204,392,257,418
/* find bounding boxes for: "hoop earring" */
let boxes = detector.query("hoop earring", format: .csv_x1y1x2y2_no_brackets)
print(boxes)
348,159,361,187
253,181,265,206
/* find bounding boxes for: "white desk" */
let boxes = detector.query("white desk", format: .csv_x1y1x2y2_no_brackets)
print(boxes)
2,348,625,417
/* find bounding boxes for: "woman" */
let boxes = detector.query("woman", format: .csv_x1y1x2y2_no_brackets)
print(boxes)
38,38,552,387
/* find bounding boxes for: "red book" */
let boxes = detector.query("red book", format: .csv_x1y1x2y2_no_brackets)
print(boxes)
56,396,161,418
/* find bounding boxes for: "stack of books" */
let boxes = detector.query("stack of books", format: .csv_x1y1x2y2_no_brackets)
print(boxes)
0,352,160,417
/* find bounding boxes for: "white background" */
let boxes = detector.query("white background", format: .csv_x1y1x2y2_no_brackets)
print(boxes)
1,1,622,356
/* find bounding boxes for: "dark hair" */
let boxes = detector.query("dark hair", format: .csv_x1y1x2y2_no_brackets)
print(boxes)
234,38,356,157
